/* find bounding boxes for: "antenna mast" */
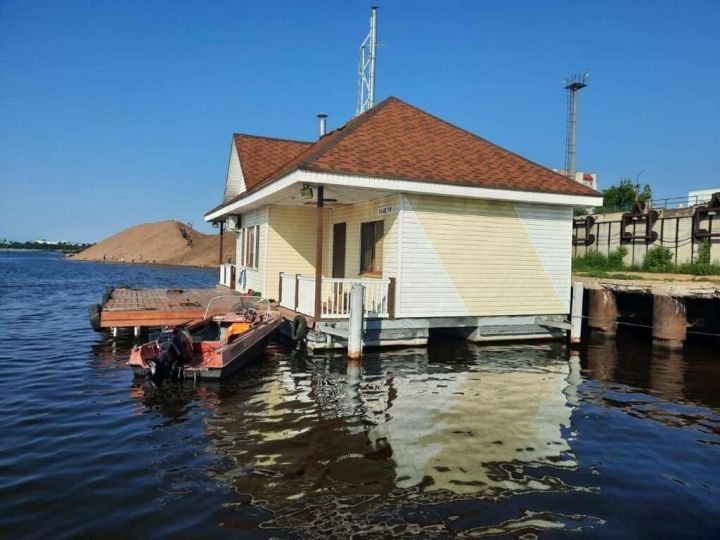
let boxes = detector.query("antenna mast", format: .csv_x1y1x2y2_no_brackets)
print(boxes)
563,70,589,178
356,6,378,115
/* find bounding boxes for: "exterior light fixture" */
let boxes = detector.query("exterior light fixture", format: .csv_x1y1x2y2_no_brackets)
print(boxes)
300,184,314,199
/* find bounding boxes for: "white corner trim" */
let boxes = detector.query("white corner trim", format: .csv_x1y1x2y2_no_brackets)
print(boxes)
205,169,603,221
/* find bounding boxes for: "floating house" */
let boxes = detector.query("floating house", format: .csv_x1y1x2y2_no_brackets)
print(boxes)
205,97,602,349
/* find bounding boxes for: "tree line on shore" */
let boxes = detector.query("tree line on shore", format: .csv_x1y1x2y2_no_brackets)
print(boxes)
0,240,93,254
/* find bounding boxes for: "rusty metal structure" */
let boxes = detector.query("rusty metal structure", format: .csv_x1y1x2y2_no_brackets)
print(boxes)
620,201,660,245
572,215,596,246
572,192,720,267
693,192,720,240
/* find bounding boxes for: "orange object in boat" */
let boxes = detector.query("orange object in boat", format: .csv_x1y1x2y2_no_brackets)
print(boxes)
226,322,251,342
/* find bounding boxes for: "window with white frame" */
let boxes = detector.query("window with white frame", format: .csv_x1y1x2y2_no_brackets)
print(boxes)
239,225,260,270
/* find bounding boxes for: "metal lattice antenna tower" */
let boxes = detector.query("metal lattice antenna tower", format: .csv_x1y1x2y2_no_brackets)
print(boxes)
356,6,378,116
563,70,589,178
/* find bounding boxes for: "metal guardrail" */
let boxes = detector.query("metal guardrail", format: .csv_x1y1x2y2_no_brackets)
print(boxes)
588,194,717,215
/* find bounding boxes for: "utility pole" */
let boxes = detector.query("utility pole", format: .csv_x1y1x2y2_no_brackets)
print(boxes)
563,71,589,178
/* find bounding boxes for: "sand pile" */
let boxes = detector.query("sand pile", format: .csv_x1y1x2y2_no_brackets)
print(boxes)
73,220,235,267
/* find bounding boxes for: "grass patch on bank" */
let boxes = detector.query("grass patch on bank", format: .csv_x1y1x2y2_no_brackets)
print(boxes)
574,271,638,280
573,241,720,277
572,246,628,272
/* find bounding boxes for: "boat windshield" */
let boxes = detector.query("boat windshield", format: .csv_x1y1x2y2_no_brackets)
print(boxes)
203,295,271,320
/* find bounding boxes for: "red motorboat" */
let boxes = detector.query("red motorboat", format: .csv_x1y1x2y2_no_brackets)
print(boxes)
128,296,280,382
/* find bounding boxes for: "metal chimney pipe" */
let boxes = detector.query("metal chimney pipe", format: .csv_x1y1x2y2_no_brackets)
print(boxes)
317,113,328,137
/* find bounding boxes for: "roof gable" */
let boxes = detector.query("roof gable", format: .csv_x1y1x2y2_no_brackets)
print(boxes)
223,138,246,201
232,134,311,191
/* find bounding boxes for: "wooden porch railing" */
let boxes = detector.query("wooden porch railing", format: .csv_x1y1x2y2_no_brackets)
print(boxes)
279,272,395,319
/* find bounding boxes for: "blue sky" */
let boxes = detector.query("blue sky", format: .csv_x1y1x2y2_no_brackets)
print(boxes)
1,0,718,242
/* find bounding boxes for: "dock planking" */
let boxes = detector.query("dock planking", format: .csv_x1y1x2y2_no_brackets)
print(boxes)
99,286,237,329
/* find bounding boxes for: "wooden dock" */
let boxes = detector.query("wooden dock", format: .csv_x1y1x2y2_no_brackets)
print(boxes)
96,286,237,331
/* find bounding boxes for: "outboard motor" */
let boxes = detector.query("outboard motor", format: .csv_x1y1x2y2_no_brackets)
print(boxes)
147,326,194,384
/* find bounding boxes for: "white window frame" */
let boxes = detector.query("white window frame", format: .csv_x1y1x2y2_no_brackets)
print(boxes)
239,225,260,270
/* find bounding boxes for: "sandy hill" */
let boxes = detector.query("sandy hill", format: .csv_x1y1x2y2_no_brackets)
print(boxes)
73,220,235,267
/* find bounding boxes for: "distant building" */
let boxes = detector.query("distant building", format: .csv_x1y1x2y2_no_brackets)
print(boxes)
688,188,720,206
553,169,598,192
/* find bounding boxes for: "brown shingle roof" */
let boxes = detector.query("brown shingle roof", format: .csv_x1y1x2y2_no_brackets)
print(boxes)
232,134,311,190
210,97,598,215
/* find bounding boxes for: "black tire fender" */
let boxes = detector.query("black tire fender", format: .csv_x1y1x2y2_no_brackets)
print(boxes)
290,315,308,342
101,286,114,306
88,304,102,332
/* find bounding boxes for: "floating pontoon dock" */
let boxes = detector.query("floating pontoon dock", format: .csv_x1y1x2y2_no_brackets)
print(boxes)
90,286,238,334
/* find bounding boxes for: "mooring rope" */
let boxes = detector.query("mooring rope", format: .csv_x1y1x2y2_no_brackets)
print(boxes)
571,313,720,338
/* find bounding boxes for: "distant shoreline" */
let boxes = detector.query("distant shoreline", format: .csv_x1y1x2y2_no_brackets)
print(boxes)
65,257,219,271
0,248,67,253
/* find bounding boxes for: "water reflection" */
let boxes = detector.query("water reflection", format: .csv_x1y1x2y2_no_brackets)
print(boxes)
584,335,616,382
120,337,720,537
184,341,590,534
369,346,577,496
649,349,686,400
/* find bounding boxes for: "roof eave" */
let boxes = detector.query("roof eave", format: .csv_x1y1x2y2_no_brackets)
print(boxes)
205,169,603,221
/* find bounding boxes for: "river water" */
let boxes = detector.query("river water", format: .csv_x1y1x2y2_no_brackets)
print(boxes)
1,251,719,538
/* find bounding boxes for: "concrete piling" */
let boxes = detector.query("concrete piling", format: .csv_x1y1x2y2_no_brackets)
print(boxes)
348,284,365,359
652,295,686,349
587,288,618,336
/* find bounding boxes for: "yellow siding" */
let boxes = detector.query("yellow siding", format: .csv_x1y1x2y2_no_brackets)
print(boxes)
330,195,399,279
399,194,567,317
236,207,267,294
265,206,331,300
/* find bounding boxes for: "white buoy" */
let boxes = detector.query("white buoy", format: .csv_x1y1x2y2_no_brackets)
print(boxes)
112,327,119,337
348,284,365,359
133,326,142,337
570,281,584,344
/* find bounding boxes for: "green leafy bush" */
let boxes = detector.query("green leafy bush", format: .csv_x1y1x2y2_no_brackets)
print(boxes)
676,240,720,275
697,239,711,265
642,246,674,272
573,246,628,272
608,246,629,269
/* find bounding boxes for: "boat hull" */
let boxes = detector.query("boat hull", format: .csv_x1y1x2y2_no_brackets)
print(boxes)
130,317,280,381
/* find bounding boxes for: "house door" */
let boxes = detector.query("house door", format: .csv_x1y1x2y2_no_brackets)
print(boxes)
332,222,346,278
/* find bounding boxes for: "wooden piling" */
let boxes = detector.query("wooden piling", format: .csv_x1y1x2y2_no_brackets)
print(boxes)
587,288,618,336
652,295,686,349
